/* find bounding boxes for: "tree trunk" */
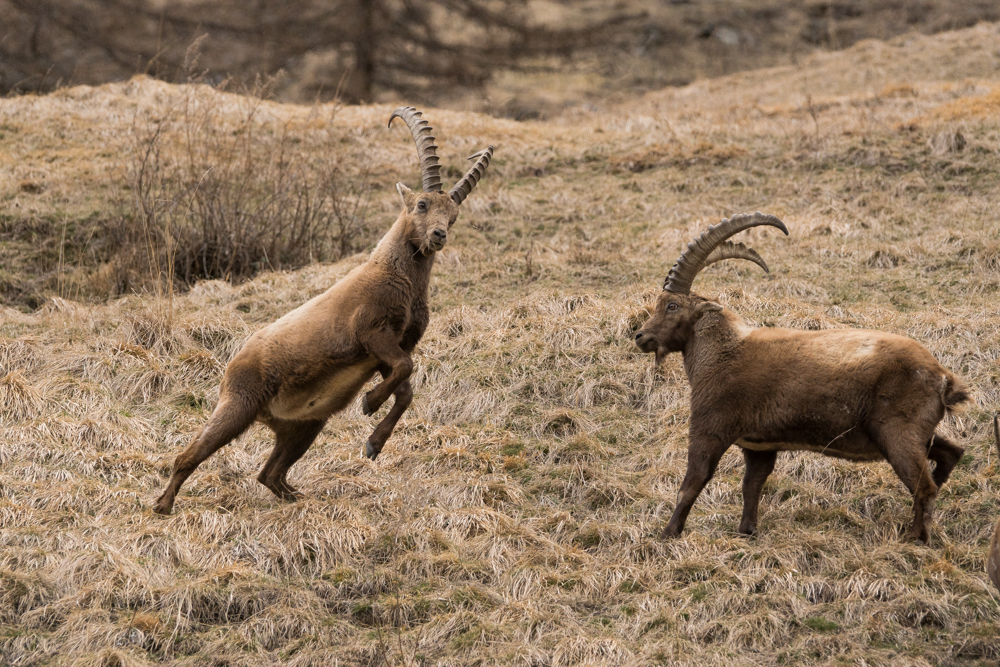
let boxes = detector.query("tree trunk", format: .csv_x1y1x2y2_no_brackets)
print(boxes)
351,0,376,103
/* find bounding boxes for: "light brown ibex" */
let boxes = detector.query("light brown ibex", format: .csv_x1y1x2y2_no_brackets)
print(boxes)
153,107,493,515
634,213,969,543
989,415,1000,591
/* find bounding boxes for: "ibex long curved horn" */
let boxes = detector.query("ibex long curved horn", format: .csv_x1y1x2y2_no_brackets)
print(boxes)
388,106,443,192
703,241,771,274
449,146,494,206
664,212,788,293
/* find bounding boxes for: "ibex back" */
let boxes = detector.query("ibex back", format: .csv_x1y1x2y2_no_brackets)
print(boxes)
153,107,493,515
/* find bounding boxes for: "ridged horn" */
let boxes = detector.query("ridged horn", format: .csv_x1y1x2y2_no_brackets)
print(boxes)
664,212,788,293
449,146,494,206
702,241,771,274
388,106,443,192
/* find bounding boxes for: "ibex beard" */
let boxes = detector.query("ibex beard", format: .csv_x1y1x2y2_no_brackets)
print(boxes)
153,107,493,515
634,212,969,544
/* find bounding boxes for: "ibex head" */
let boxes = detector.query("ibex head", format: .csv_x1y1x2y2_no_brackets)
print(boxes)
389,107,493,257
634,212,788,365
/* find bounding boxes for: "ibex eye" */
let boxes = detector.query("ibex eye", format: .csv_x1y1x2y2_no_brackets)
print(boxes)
417,201,427,211
667,303,679,311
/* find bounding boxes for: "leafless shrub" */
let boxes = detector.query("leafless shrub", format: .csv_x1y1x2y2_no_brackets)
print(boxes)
115,79,372,293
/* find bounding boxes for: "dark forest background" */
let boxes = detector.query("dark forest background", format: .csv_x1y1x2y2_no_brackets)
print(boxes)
3,0,999,116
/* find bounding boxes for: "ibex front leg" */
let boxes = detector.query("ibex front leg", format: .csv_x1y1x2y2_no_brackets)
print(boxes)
662,433,731,538
738,449,778,536
365,365,413,460
359,331,414,418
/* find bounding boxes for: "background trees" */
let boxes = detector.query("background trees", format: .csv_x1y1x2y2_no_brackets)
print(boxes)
2,0,998,114
0,0,638,105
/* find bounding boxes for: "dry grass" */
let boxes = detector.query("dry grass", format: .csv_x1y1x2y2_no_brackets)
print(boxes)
3,22,1000,666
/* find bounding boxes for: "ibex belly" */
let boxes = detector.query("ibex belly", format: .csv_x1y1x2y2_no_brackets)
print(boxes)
269,358,380,421
735,436,883,462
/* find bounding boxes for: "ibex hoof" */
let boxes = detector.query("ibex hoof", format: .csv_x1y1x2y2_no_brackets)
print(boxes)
361,394,376,416
660,525,681,540
365,440,380,460
151,501,172,516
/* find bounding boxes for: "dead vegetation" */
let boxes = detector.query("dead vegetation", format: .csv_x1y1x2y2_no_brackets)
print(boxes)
119,78,374,291
2,21,1000,666
0,77,377,304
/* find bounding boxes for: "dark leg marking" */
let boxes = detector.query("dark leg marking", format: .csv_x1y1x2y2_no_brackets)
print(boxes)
662,434,731,539
738,449,778,536
360,334,413,416
365,375,413,460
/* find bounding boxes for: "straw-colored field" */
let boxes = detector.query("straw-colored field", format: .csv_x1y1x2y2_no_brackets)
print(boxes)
2,22,1000,666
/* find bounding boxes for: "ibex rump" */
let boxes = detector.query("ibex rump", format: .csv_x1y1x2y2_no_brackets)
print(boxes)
153,107,493,515
634,213,969,543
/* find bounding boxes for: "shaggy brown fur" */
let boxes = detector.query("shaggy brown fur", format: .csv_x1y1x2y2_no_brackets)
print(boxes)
989,415,1000,591
635,216,969,543
153,108,492,515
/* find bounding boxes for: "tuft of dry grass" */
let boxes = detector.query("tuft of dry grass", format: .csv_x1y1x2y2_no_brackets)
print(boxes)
2,21,1000,667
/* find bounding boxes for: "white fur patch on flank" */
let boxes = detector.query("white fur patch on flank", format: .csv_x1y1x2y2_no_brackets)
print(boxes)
840,337,876,363
734,321,754,338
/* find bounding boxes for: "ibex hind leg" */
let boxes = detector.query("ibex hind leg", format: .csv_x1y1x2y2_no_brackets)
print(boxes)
738,449,778,536
153,397,258,515
927,433,963,488
257,419,325,501
874,422,939,544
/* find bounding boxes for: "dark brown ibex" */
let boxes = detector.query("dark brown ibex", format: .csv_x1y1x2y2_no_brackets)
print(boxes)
634,213,969,543
989,415,1000,591
153,107,493,515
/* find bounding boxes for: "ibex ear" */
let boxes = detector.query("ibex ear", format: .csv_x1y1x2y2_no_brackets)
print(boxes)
396,183,417,211
694,300,723,317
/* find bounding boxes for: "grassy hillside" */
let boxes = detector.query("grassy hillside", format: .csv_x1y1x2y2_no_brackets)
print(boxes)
2,21,1000,666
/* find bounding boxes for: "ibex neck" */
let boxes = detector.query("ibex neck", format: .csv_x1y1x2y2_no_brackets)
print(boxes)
371,212,436,289
682,306,750,383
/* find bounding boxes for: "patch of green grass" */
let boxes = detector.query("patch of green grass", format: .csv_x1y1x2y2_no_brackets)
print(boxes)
618,578,643,594
804,617,840,632
572,526,602,549
500,442,524,456
691,584,709,602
